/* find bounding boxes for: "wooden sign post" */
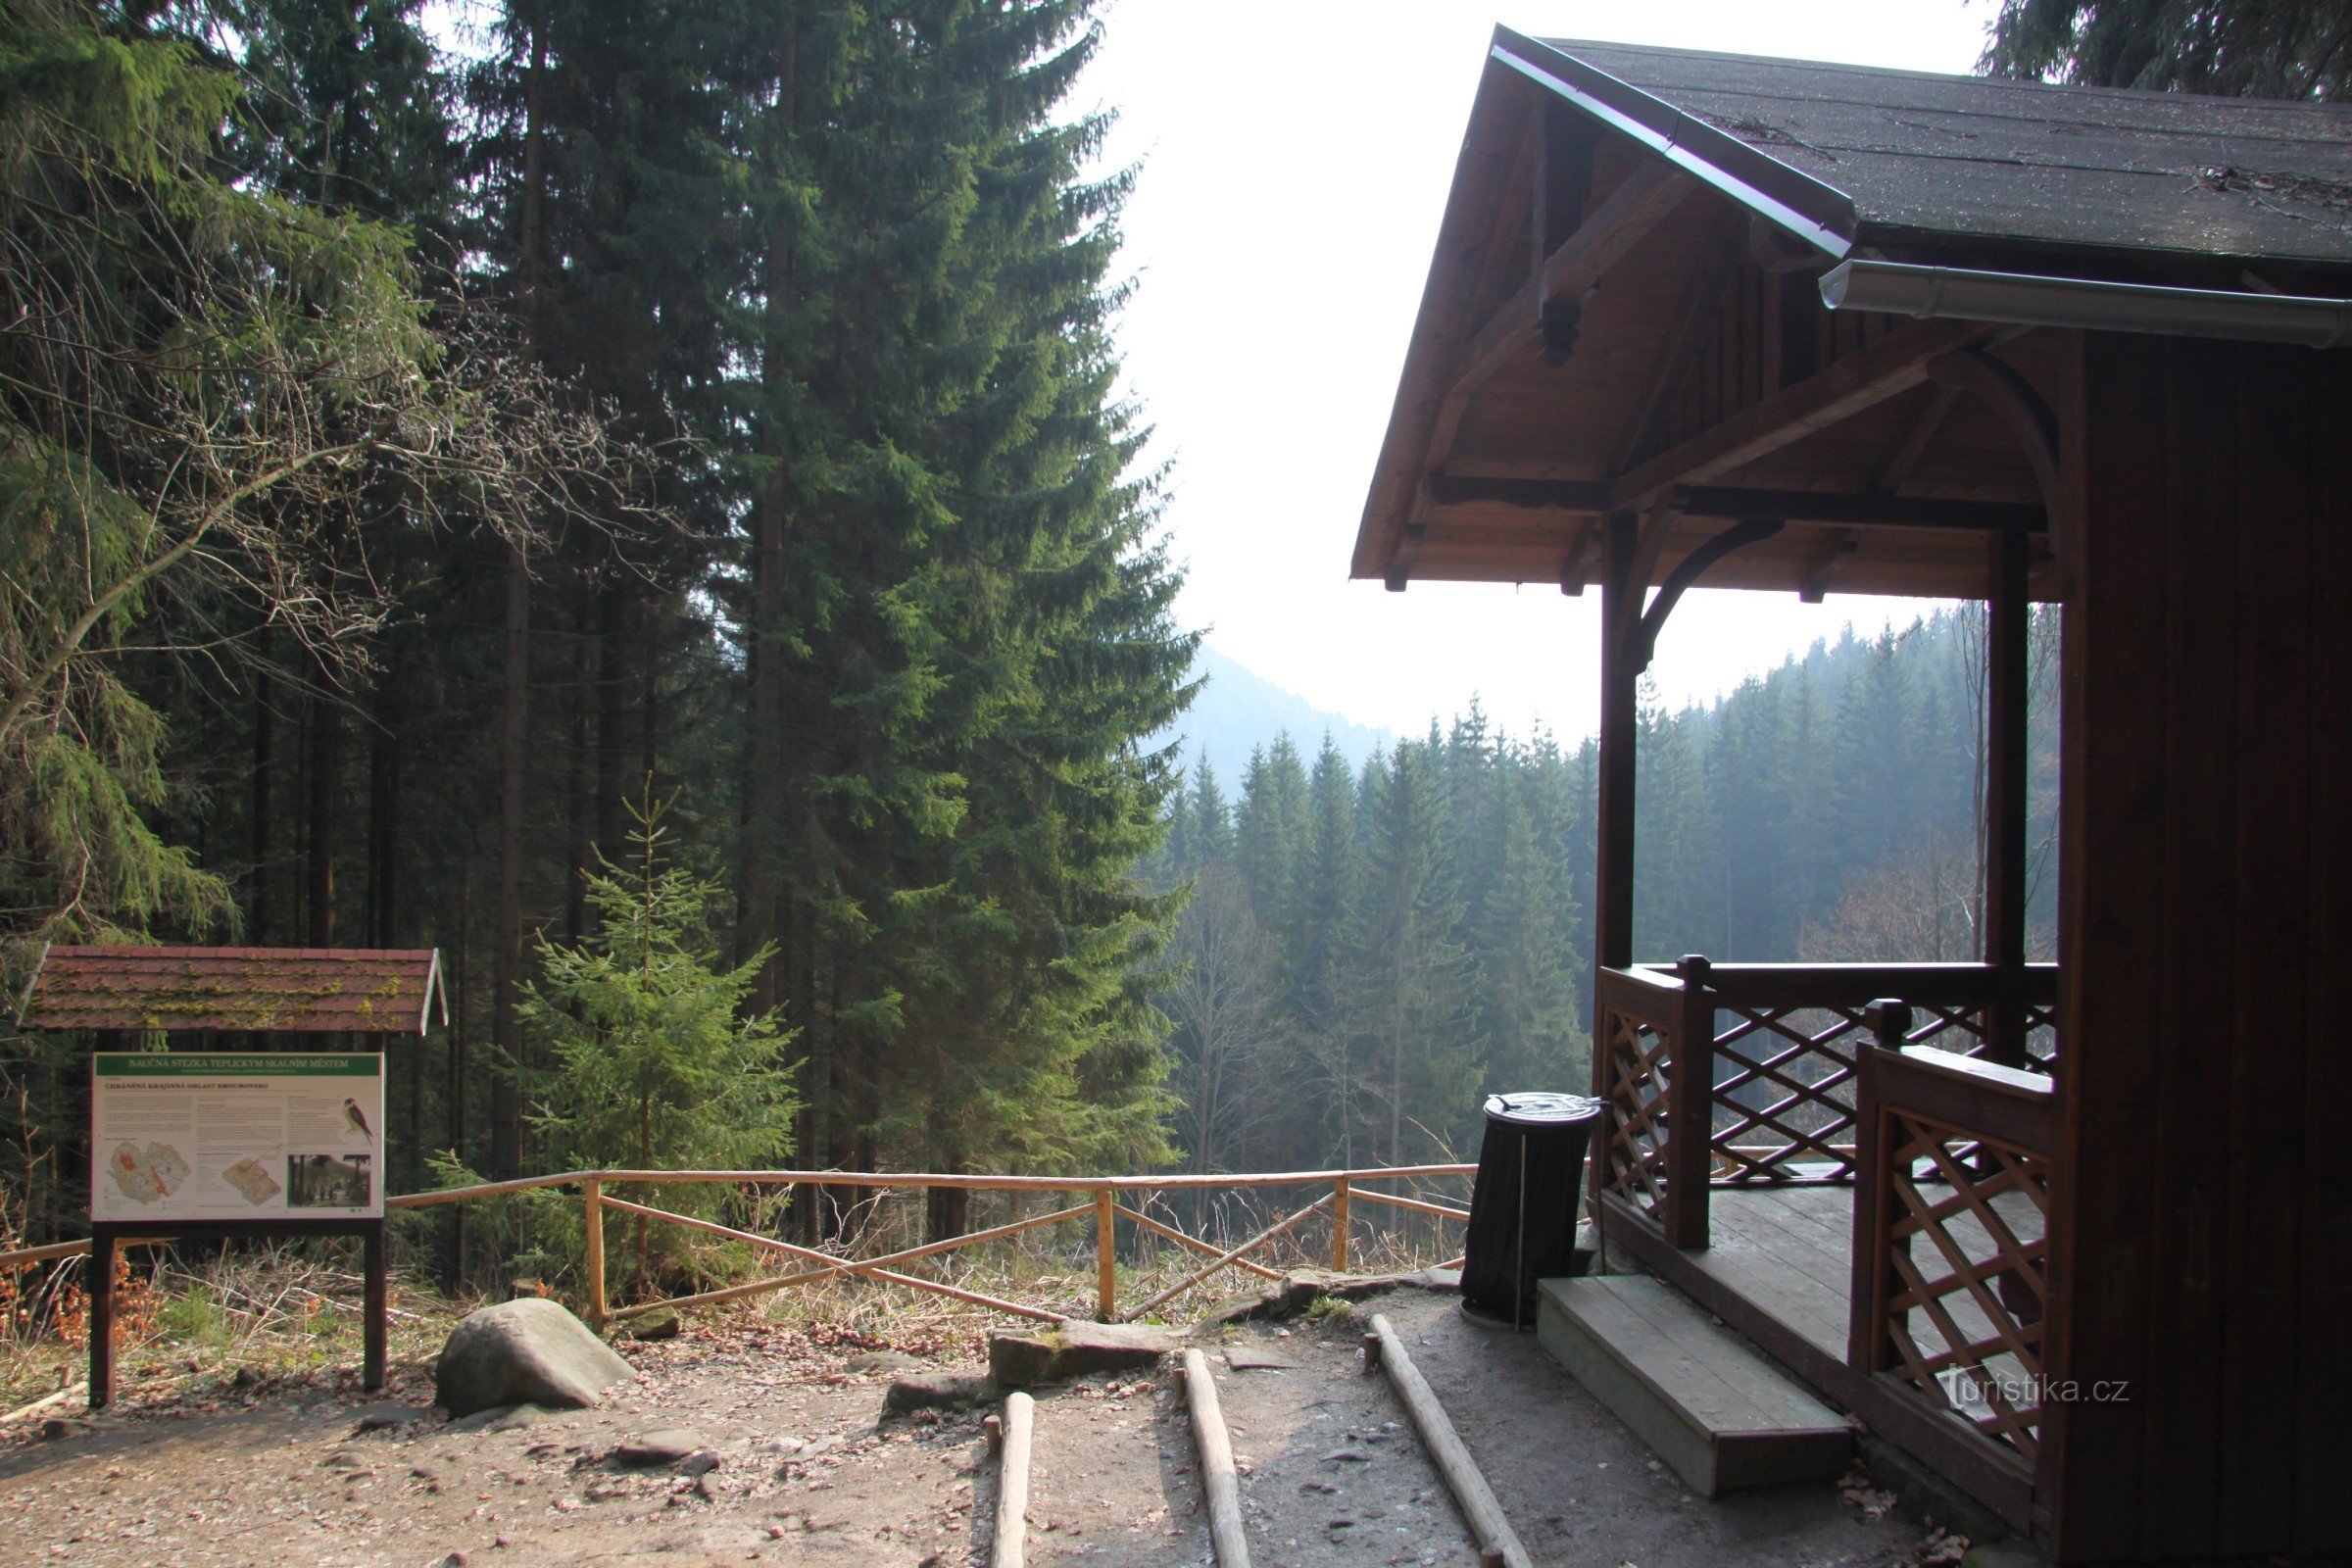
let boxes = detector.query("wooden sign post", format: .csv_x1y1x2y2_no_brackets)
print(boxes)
88,1218,386,1407
86,1054,391,1408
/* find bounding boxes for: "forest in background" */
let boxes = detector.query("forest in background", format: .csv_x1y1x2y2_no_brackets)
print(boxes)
6,0,2253,1265
1,0,1191,1250
1144,608,2059,1178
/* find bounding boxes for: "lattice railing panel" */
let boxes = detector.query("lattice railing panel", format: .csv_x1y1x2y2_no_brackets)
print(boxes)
1874,1113,2051,1463
1710,1003,1987,1185
1599,1004,1674,1227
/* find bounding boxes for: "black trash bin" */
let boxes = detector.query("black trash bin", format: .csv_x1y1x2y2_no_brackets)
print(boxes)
1459,1091,1602,1327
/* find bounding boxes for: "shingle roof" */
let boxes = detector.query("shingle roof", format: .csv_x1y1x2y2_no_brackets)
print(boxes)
14,947,446,1034
1506,32,2352,268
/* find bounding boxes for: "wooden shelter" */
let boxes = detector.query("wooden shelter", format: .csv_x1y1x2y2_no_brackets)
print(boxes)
16,946,447,1036
1352,33,2349,1563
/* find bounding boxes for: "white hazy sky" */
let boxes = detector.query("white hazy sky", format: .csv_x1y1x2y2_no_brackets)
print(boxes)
1084,1,2001,742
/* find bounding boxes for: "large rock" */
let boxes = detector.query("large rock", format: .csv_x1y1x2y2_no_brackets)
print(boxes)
988,1321,1172,1388
433,1298,634,1417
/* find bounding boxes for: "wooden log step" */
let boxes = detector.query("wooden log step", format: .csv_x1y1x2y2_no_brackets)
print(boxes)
1536,1275,1854,1496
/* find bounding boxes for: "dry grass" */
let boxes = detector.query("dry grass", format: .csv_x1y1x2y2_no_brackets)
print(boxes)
0,1240,470,1412
0,1187,1466,1413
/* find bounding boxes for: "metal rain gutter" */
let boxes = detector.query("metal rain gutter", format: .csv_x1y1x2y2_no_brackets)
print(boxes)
1823,259,2352,349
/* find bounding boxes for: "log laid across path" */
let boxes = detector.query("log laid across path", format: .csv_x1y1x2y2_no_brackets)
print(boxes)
1181,1347,1252,1568
1366,1311,1533,1568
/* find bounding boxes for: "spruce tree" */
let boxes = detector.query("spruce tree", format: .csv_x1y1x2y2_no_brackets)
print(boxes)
520,791,797,1293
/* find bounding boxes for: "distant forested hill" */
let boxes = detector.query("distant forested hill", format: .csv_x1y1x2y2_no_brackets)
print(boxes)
1156,647,1392,788
1144,609,2059,1178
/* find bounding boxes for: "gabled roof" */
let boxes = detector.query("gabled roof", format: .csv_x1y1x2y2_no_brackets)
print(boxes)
1501,31,2352,270
15,947,448,1034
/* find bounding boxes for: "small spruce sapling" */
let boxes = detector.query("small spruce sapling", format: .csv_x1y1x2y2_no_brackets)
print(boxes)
520,787,798,1298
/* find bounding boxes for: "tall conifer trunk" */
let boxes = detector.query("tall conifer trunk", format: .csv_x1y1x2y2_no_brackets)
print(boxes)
368,673,398,946
596,585,628,855
307,684,337,944
491,547,530,1176
741,29,796,1018
249,629,272,944
491,12,548,1180
566,622,592,938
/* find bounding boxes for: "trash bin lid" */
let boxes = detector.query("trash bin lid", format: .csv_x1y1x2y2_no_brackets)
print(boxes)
1483,1091,1602,1126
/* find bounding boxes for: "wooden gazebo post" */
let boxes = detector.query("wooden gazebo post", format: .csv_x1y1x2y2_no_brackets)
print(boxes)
1983,521,2034,1067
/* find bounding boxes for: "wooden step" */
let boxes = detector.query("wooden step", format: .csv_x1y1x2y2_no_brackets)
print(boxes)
1537,1274,1854,1496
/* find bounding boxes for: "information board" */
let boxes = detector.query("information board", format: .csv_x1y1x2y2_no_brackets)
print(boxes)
90,1054,384,1222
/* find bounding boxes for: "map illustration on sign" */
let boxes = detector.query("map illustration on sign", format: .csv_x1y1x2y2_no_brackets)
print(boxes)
106,1141,190,1204
90,1055,384,1223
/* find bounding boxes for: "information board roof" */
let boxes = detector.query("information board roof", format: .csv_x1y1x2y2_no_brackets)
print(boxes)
15,947,446,1035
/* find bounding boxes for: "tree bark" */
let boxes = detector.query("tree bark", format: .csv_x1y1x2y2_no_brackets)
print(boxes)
306,681,338,945
597,583,629,852
490,542,531,1178
248,629,273,949
741,26,798,1012
566,614,592,939
491,10,550,1180
368,672,398,946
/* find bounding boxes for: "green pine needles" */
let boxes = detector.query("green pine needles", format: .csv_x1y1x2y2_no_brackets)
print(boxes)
518,789,798,1294
520,790,799,1179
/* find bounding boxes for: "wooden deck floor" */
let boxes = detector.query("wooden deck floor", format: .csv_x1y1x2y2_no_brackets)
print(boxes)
1687,1187,1858,1361
1687,1184,2049,1378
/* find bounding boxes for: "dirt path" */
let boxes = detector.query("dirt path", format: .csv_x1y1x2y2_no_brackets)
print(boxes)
1361,1290,1943,1568
1205,1322,1480,1568
2,1284,1952,1568
1015,1378,1203,1567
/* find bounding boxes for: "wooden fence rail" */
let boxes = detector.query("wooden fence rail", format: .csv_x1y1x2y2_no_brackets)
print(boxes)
0,1163,1477,1330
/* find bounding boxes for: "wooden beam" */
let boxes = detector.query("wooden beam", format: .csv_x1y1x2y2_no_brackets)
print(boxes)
1533,97,1596,295
1385,521,1427,592
1428,474,2044,533
1560,519,1600,596
1438,159,1696,448
1615,207,1747,474
1383,147,1695,589
1873,383,1960,493
1796,532,1860,603
1632,520,1785,671
1595,512,1640,969
1623,489,1682,617
1982,523,2032,1066
1428,474,1609,511
1608,317,1987,511
1353,74,1533,579
1927,349,2061,514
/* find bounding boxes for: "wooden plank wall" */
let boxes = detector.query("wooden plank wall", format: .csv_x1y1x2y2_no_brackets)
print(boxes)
2049,333,2352,1562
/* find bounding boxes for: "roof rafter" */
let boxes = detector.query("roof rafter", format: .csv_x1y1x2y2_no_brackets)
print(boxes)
1606,316,1987,511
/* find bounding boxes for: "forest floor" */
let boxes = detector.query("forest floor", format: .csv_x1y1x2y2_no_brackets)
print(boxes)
0,1281,1956,1568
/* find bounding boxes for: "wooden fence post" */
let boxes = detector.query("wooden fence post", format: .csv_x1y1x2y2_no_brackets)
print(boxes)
1095,1187,1116,1322
1665,955,1716,1250
583,1177,608,1332
1850,1000,1913,1374
1331,1176,1351,1272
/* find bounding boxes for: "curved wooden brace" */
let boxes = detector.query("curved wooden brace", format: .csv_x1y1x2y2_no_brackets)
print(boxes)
1926,349,2061,515
1632,518,1786,672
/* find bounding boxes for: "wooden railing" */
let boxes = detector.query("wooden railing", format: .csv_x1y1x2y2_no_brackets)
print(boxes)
1,1164,1476,1331
1850,1010,2055,1480
1593,962,1715,1248
1594,957,2058,1250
